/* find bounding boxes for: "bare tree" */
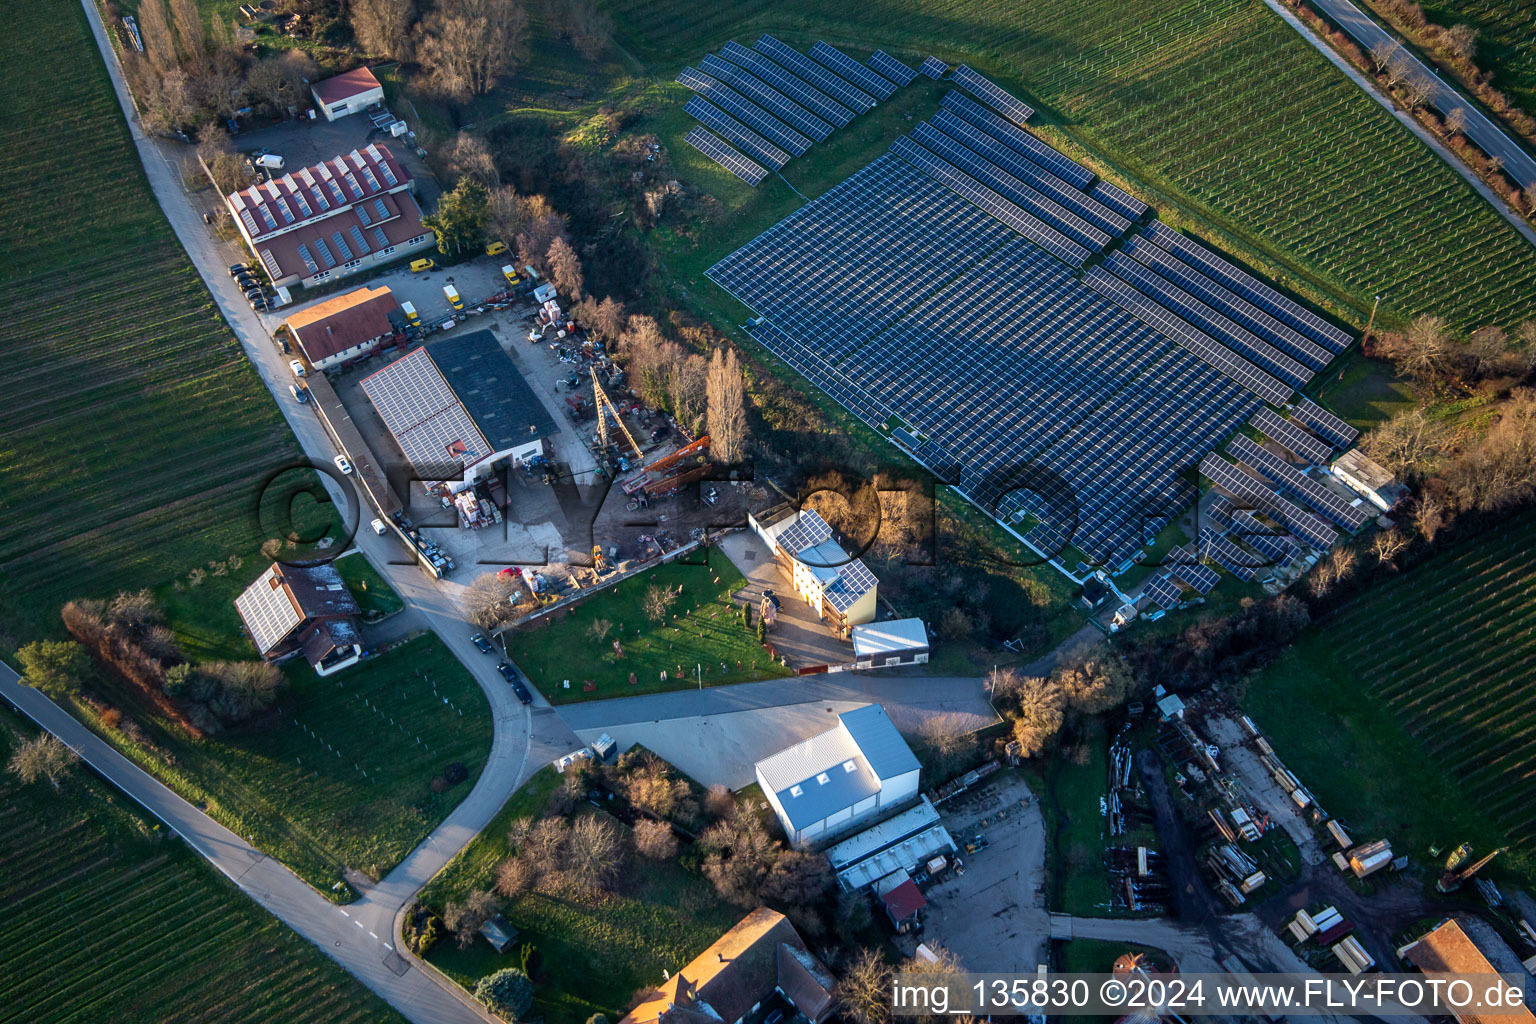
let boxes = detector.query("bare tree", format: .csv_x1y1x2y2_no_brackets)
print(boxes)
7,734,79,791
1513,319,1536,375
352,0,417,59
1369,38,1401,73
917,714,977,781
169,0,206,67
706,346,749,462
495,854,539,898
642,583,680,624
442,889,500,949
1010,677,1064,758
1053,646,1133,714
1385,51,1414,89
761,849,833,906
445,132,500,189
245,51,316,116
137,0,179,74
703,783,736,819
839,947,894,1024
1361,407,1453,477
514,202,570,276
1371,529,1410,567
633,818,679,860
1403,71,1436,109
547,236,584,299
1447,23,1479,61
585,617,613,643
465,572,522,629
1397,314,1456,381
566,814,625,891
1311,546,1358,598
556,0,612,60
197,124,251,195
1444,105,1468,136
524,817,570,865
487,186,532,253
1467,326,1509,378
415,0,530,99
699,806,776,904
1412,494,1448,541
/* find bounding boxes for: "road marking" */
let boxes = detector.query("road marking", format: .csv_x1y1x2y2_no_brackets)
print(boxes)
339,909,349,917
383,943,393,951
355,920,365,929
370,931,379,939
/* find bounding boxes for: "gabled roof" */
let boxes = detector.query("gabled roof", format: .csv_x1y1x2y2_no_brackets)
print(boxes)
226,143,409,244
755,704,918,831
429,331,558,452
1403,919,1536,1024
311,66,383,107
234,563,360,655
285,286,400,362
838,704,921,780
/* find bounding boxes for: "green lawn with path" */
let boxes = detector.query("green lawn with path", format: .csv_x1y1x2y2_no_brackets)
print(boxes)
334,550,406,619
507,559,791,703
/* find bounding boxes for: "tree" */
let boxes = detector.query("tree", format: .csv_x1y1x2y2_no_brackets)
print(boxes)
197,124,251,195
246,51,318,115
547,236,584,299
1010,677,1064,758
586,617,613,642
415,0,530,99
169,0,206,66
839,947,894,1024
1413,494,1448,542
352,0,417,59
1396,314,1455,381
1447,23,1479,61
574,296,626,342
643,583,680,624
1369,38,1402,73
626,765,689,818
445,131,499,189
1444,105,1468,137
495,854,539,898
1362,407,1453,477
917,714,977,781
557,0,612,60
1310,546,1358,598
1467,325,1509,378
895,947,966,1024
7,734,79,791
1403,71,1436,109
443,889,499,949
1053,647,1133,714
699,806,776,905
703,783,735,819
423,178,490,255
1385,51,1414,89
16,640,90,698
706,346,748,462
566,814,625,890
633,818,679,859
835,888,872,934
1371,528,1410,567
137,0,179,74
474,967,534,1021
513,200,570,276
761,849,833,906
203,660,285,721
465,572,522,630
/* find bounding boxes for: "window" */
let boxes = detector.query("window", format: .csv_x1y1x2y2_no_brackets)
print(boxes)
842,760,857,773
789,785,803,798
815,772,830,785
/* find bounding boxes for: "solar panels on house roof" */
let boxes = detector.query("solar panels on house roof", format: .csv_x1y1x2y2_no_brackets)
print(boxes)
810,41,899,98
939,91,1095,189
919,56,948,78
950,65,1033,125
866,50,915,90
686,126,768,186
1249,408,1333,465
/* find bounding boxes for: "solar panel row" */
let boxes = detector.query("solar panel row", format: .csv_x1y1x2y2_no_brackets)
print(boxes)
685,97,790,169
1166,544,1221,593
867,50,916,89
1102,252,1313,388
891,136,1091,267
1206,494,1238,529
699,54,833,140
1249,408,1333,465
1143,574,1187,609
677,68,812,154
1227,436,1372,530
1290,397,1359,447
1083,268,1295,405
1144,222,1354,352
754,35,876,112
1200,455,1339,550
911,121,1110,251
719,40,854,127
929,110,1128,235
1230,508,1297,563
810,41,900,99
1122,236,1332,370
939,92,1095,189
1197,527,1262,579
919,56,948,78
950,65,1033,125
1089,179,1148,221
685,126,768,186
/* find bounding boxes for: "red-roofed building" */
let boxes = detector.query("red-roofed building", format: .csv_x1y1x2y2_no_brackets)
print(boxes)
284,285,402,370
311,67,384,120
225,143,433,290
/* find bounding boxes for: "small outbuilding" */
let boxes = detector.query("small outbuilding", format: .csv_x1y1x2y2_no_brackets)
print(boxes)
478,915,518,954
850,618,929,669
311,67,384,120
876,870,927,931
1331,449,1409,511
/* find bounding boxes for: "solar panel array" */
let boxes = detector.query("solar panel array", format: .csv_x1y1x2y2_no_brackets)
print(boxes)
720,40,854,126
678,67,812,154
1144,222,1353,352
1122,236,1332,369
1228,436,1372,530
1197,527,1261,580
1102,252,1313,388
685,97,790,168
951,65,1033,125
1290,397,1359,447
808,41,899,99
1206,493,1237,529
1143,574,1186,610
1230,508,1297,563
920,56,948,78
1250,408,1333,465
754,35,876,112
940,92,1095,189
1200,454,1339,550
686,126,768,186
1166,544,1221,593
707,154,1264,567
700,54,833,140
867,50,916,89
1089,180,1148,221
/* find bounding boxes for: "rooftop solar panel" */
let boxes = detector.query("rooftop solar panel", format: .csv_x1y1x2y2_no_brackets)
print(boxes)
372,226,389,248
686,97,790,168
719,40,854,126
808,41,898,98
939,92,1094,189
753,35,876,112
678,67,812,154
700,54,833,140
312,236,336,269
348,223,370,254
1228,436,1372,530
919,56,948,79
1250,409,1333,465
686,126,768,186
867,50,916,89
950,65,1033,125
1290,397,1358,447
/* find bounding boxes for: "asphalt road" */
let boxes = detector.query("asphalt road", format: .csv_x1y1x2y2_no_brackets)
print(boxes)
1304,0,1536,191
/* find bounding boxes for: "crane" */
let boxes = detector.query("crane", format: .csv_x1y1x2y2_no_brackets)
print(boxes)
591,367,643,461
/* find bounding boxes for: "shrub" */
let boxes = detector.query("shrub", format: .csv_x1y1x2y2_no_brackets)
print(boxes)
444,761,469,785
474,967,534,1021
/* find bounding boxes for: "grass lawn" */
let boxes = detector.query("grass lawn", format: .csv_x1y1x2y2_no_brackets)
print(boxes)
1047,720,1114,916
420,768,741,1024
334,550,406,619
1313,351,1420,434
507,559,791,702
77,633,493,890
0,709,407,1024
1241,508,1536,885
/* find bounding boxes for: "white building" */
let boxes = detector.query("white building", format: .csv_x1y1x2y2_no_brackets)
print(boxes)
748,505,878,637
754,704,921,847
850,618,929,669
1330,449,1410,511
825,795,957,891
311,67,385,121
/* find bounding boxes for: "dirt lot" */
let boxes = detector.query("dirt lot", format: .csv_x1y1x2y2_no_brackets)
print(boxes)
919,772,1052,970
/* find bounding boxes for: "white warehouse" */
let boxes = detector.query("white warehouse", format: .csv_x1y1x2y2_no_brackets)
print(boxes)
754,704,921,847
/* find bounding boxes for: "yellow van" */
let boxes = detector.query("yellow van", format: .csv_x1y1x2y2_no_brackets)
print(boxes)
410,257,435,273
485,240,508,257
401,300,420,325
501,264,520,287
444,284,464,311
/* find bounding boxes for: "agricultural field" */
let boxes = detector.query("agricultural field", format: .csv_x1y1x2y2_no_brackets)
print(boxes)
79,633,493,889
420,767,741,1024
0,710,406,1024
607,0,1536,332
506,559,790,702
0,0,301,647
1245,509,1536,883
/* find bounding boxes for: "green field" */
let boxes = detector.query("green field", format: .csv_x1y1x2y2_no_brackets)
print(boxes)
507,559,790,702
1245,509,1536,881
607,0,1536,333
420,768,741,1024
1413,0,1536,116
335,550,406,619
78,633,493,889
0,711,406,1024
0,0,303,646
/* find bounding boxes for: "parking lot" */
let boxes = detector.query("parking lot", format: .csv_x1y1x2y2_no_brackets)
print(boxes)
919,772,1051,970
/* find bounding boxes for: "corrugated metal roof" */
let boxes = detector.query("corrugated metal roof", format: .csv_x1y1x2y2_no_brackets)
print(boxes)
851,618,929,658
838,704,920,781
755,704,920,831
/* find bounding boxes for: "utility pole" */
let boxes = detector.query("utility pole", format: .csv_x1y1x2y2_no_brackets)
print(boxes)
1361,295,1381,353
696,663,702,690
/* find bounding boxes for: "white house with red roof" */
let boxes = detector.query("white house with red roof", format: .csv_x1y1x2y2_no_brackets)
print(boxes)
311,67,385,121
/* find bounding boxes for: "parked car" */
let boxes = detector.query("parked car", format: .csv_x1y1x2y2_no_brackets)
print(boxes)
370,517,387,536
410,257,435,273
289,359,307,377
333,454,353,475
511,680,532,705
289,383,309,404
229,263,252,277
234,272,256,286
470,633,494,654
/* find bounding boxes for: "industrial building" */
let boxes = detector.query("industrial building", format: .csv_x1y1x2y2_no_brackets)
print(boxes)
825,795,956,891
850,617,929,668
310,67,385,121
1400,918,1536,1024
754,704,920,847
361,330,558,487
233,562,362,676
748,504,878,638
283,286,403,371
1331,449,1410,511
224,143,433,290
